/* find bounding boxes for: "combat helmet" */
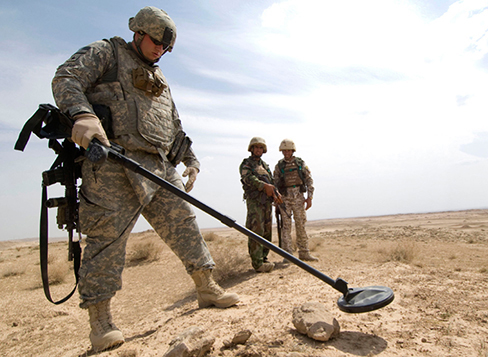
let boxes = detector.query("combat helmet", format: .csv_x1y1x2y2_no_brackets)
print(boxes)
248,137,267,153
129,6,177,53
279,138,296,152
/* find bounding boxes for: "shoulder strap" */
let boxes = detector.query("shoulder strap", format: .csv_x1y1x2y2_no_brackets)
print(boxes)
295,157,304,169
40,184,81,305
278,159,286,173
295,157,306,187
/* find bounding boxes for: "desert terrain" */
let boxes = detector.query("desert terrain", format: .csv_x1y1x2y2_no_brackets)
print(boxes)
0,209,487,357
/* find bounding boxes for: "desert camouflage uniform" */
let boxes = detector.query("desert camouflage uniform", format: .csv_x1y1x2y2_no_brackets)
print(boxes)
52,37,214,308
273,157,314,256
239,156,274,270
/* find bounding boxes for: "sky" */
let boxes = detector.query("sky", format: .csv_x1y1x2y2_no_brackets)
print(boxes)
1,0,487,241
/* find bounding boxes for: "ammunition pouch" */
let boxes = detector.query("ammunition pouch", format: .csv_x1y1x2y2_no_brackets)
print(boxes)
132,66,166,97
167,131,192,167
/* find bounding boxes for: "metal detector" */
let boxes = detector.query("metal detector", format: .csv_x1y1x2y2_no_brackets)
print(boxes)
85,139,394,313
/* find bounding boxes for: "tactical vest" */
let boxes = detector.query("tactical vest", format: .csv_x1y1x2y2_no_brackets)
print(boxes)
85,37,179,154
277,157,306,194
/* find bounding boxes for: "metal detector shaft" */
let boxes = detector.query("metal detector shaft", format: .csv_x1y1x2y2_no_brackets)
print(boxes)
85,140,349,296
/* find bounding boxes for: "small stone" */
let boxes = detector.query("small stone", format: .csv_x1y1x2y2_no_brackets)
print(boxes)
232,329,252,345
292,301,340,341
163,326,215,357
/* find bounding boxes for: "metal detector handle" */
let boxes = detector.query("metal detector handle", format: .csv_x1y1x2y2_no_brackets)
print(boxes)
85,139,350,295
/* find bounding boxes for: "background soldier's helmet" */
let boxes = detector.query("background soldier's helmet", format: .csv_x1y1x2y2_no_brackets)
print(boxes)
248,137,267,153
279,138,296,152
129,6,177,51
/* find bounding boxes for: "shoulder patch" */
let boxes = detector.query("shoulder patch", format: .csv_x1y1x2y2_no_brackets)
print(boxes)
67,46,92,62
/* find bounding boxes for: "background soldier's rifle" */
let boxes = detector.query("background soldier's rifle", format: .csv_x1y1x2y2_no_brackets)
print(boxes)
256,174,290,218
275,205,283,248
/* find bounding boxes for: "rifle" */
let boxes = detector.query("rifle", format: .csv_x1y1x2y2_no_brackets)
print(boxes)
15,104,82,304
256,174,291,218
275,205,283,248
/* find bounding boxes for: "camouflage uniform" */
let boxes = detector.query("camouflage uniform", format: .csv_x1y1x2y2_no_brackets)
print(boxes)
274,156,315,256
239,156,274,270
52,37,214,308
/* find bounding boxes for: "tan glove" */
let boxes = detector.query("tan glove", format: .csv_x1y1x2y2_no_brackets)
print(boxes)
71,113,110,149
182,166,199,192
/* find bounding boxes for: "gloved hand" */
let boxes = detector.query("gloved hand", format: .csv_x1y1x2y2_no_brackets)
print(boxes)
71,113,110,149
182,166,199,192
305,197,312,210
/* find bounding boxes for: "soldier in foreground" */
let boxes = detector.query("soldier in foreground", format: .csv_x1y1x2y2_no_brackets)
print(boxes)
52,6,239,352
274,139,318,261
239,137,283,273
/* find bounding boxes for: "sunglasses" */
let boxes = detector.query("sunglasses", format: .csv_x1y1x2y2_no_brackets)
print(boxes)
147,27,174,50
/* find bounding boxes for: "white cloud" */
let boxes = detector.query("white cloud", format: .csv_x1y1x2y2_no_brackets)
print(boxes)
259,0,428,69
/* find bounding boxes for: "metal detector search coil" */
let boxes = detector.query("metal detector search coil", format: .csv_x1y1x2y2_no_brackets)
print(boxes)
337,286,395,313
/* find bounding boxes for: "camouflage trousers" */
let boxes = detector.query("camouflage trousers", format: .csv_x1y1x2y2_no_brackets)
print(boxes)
281,187,310,255
245,198,272,270
77,151,214,309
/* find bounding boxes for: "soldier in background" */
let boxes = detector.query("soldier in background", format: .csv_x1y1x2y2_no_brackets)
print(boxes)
239,137,283,273
52,6,239,352
274,139,318,262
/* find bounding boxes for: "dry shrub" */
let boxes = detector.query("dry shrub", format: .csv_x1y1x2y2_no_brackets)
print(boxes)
209,240,249,283
308,236,322,252
1,265,26,278
203,232,219,242
127,241,162,266
47,258,69,285
382,240,417,263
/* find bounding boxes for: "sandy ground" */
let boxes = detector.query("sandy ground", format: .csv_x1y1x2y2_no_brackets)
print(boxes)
1,209,487,357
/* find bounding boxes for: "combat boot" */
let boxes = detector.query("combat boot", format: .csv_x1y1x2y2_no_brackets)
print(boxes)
88,299,124,352
299,251,319,261
255,262,275,273
191,269,240,308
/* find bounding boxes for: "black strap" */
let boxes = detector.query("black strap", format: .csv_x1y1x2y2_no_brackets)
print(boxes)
14,106,50,151
40,184,81,305
15,104,72,152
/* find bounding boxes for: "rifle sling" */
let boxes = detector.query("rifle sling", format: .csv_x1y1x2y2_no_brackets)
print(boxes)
14,106,49,151
40,184,81,305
